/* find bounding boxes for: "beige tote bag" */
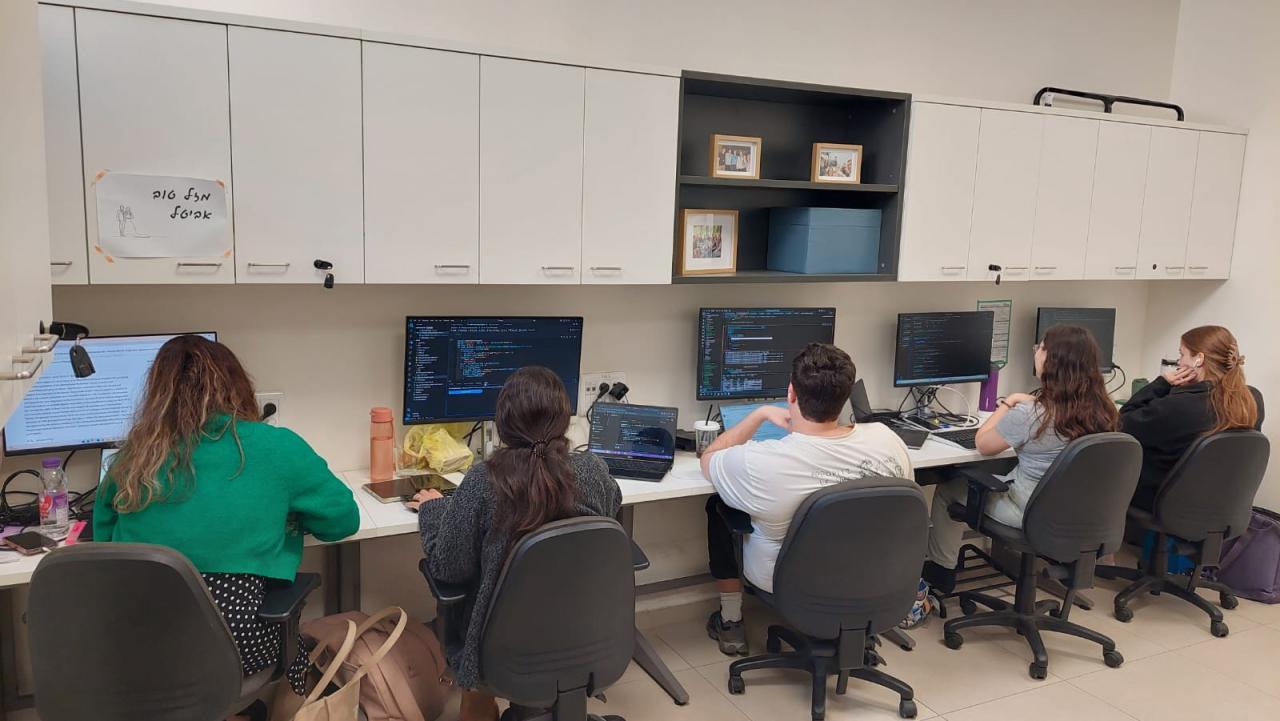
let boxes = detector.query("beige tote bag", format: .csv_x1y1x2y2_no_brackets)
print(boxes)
280,608,411,721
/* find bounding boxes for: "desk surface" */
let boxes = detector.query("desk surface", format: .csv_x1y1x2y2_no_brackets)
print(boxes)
0,431,1008,589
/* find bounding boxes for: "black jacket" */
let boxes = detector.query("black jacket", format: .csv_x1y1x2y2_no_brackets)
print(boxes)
1120,377,1265,497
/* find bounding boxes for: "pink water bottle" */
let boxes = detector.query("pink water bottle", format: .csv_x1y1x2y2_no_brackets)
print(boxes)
370,407,396,482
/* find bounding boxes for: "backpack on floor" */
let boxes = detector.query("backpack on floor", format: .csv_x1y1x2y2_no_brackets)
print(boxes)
1216,507,1280,604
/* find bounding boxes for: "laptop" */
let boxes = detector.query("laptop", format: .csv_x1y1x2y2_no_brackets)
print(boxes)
850,380,929,450
588,403,678,481
719,401,790,442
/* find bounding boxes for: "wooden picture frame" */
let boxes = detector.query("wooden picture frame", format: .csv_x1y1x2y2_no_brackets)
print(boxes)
710,134,762,179
811,142,862,184
678,209,739,276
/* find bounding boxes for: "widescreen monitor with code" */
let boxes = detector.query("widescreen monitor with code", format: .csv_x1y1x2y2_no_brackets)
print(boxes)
697,307,836,401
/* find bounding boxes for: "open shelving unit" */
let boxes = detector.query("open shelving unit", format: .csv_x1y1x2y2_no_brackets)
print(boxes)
673,72,911,284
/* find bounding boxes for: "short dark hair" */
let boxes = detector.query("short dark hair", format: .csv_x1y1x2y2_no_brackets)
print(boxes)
790,343,855,422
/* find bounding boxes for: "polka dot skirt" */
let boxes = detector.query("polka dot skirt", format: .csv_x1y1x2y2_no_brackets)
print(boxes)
202,573,311,695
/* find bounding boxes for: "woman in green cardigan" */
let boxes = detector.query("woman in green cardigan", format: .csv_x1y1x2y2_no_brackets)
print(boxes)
94,335,360,712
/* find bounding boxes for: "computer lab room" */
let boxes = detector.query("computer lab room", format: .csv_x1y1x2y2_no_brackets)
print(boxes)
3,1,1280,721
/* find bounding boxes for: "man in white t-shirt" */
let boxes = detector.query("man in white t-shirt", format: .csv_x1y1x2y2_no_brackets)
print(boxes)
700,343,913,655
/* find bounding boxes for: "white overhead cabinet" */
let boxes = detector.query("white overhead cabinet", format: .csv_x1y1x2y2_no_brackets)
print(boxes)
230,27,364,284
479,58,585,284
1084,122,1150,280
1185,132,1246,279
897,103,980,281
76,9,235,283
1136,127,1199,279
39,5,87,285
581,69,679,285
363,43,479,284
967,110,1043,282
1030,116,1098,280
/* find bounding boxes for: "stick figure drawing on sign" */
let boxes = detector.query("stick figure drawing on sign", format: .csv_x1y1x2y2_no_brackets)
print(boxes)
115,204,148,237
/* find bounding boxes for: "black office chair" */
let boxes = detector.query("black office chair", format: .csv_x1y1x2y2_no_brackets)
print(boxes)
942,433,1141,680
1098,430,1270,637
28,543,319,721
421,517,642,721
720,477,928,721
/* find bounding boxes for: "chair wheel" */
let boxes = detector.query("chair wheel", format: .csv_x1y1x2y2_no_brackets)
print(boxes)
1103,650,1124,668
766,636,781,654
944,632,964,650
1220,592,1239,610
1113,605,1133,623
960,597,978,616
1210,620,1229,638
899,699,918,719
1029,662,1048,680
728,675,746,694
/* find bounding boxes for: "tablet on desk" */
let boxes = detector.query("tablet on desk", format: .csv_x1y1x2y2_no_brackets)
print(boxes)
363,473,458,503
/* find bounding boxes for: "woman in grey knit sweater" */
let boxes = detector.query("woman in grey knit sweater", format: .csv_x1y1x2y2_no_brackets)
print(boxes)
413,366,621,721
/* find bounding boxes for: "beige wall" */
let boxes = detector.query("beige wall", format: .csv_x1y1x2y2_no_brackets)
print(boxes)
1144,0,1280,508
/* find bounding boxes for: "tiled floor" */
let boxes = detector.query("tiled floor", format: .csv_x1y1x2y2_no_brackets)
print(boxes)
10,580,1280,721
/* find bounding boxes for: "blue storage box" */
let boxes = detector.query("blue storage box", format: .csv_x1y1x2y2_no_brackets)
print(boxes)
767,207,881,274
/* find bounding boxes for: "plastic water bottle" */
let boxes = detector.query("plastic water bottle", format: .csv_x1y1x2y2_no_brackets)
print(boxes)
39,458,70,539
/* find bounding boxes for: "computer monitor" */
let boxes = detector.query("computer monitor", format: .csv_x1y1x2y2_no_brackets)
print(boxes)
696,307,836,401
2,332,217,455
894,311,994,387
403,316,584,424
720,400,790,442
588,404,678,466
1036,307,1116,370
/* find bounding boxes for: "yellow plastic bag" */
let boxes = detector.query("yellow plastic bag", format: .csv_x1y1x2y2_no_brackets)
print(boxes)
401,423,474,474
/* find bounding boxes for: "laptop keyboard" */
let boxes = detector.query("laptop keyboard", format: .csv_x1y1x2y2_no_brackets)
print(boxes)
934,427,979,449
607,458,668,479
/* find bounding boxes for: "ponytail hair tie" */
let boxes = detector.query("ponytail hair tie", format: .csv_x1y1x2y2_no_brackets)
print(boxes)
530,439,550,458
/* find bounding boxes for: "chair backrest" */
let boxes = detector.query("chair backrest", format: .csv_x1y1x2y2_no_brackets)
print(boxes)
771,477,928,640
1022,432,1143,562
28,543,243,721
1155,430,1270,542
480,517,635,709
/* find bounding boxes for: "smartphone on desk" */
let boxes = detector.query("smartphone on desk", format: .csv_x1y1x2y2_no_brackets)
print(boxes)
2,531,58,556
363,473,458,504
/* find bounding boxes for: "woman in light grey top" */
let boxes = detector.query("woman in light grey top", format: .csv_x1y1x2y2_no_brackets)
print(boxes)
923,325,1121,592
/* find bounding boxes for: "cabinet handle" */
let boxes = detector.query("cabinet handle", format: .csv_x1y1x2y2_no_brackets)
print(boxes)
590,266,623,272
940,265,966,272
1166,265,1185,272
1034,266,1057,272
0,356,42,382
176,261,223,268
49,261,74,267
1188,266,1209,271
1114,266,1136,272
434,264,472,270
541,266,575,272
247,262,291,269
22,334,59,354
1004,266,1028,272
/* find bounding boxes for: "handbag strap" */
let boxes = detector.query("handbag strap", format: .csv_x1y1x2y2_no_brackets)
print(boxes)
303,619,359,705
347,607,410,685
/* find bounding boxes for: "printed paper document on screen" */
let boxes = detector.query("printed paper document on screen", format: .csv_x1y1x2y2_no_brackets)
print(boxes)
94,172,229,258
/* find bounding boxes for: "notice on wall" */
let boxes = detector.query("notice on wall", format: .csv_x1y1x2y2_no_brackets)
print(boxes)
93,172,229,258
978,298,1012,368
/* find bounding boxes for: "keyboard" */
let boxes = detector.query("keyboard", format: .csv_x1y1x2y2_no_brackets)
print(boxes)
889,427,930,449
605,458,670,481
933,427,979,449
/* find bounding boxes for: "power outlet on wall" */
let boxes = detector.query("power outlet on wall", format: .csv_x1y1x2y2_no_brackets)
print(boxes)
255,391,285,427
578,372,627,417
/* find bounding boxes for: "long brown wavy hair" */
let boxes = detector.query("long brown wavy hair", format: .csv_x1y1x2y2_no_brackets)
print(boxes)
1181,325,1258,435
1035,325,1120,440
109,335,260,513
487,366,579,540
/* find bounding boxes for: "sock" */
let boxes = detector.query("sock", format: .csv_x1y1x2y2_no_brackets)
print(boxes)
719,591,743,623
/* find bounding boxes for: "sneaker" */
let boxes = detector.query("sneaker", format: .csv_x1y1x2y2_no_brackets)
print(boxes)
899,579,935,630
706,611,748,656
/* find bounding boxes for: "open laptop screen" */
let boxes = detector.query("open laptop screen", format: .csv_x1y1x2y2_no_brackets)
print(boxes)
588,404,677,464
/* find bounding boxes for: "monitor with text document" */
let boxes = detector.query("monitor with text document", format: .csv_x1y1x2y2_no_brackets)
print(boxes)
894,311,994,387
696,307,836,401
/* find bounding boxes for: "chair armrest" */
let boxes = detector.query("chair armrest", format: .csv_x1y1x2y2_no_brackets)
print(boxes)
950,467,1011,531
955,467,1011,493
631,539,651,572
716,504,754,535
418,558,469,605
259,573,320,623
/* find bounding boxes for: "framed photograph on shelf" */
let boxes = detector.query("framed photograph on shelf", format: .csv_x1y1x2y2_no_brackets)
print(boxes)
679,209,738,276
710,134,762,179
811,142,862,184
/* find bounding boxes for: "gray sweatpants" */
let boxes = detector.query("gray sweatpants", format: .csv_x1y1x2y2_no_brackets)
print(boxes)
926,475,1027,569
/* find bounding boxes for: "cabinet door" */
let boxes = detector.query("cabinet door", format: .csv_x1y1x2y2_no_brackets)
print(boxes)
967,109,1042,281
39,5,87,285
230,28,363,284
480,58,584,284
582,70,678,285
1030,116,1097,281
1185,132,1246,280
898,103,980,281
1,0,55,424
1136,127,1199,279
77,10,234,284
363,43,479,284
1084,122,1149,280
